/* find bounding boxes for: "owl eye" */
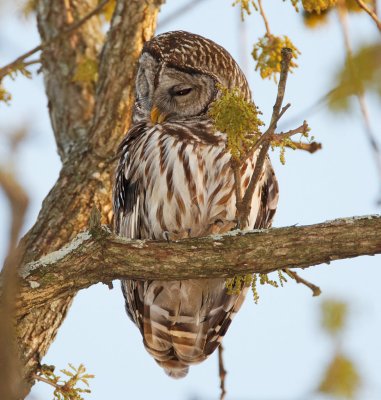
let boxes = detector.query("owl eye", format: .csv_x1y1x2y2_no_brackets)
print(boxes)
170,87,193,96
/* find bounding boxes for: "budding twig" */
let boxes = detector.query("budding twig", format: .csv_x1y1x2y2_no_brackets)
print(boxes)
273,120,309,141
283,140,322,154
236,47,296,229
284,269,322,297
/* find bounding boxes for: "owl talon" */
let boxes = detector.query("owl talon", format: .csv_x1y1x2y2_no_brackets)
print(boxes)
206,218,237,235
163,229,192,242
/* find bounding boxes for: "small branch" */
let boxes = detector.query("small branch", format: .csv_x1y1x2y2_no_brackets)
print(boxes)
285,140,322,154
257,0,271,35
32,373,60,390
22,59,41,68
273,121,309,141
218,345,227,400
15,215,381,314
354,0,381,31
237,48,293,228
284,269,322,296
0,0,109,81
232,161,243,221
269,48,293,130
277,103,291,122
237,141,270,228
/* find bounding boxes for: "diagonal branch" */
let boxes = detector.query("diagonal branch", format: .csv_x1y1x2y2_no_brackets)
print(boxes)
354,0,381,31
89,0,166,158
16,215,381,315
0,0,109,82
236,48,295,228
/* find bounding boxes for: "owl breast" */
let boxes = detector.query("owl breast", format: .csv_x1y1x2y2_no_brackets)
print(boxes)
116,119,263,240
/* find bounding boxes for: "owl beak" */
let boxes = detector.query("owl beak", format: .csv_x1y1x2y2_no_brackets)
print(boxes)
150,106,167,124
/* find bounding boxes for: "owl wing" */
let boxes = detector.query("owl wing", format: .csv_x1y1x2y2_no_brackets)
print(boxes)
254,157,279,229
113,123,146,239
113,126,148,328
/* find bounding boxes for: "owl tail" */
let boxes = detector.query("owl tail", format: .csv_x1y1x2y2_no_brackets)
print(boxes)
157,359,189,379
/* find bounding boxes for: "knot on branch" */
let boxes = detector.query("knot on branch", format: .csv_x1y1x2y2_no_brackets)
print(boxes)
88,206,110,240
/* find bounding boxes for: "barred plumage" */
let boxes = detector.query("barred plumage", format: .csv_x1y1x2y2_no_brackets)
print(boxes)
113,31,279,378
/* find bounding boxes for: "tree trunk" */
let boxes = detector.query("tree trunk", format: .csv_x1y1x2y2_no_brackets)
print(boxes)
15,0,164,394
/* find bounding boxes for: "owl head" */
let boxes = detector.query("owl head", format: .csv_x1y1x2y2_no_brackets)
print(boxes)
134,31,251,123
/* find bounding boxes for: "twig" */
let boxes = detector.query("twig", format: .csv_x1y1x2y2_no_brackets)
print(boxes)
268,49,293,130
32,373,60,390
232,161,243,221
236,48,293,228
257,0,271,35
218,344,227,400
0,0,109,81
354,0,381,31
274,121,309,141
284,140,322,154
284,269,321,296
337,0,381,203
277,103,291,122
241,104,291,163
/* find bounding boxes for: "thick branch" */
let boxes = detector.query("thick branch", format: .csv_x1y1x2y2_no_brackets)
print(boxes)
36,0,104,160
17,215,381,315
89,0,165,157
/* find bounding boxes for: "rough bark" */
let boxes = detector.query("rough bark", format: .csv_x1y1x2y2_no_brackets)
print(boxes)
17,215,381,316
15,0,164,394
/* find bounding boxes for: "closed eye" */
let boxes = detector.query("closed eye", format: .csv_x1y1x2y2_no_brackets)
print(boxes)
170,87,193,96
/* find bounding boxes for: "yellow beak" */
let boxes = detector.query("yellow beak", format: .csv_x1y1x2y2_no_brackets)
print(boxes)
150,106,167,124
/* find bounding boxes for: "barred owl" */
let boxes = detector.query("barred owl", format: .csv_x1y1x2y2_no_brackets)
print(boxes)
113,31,278,378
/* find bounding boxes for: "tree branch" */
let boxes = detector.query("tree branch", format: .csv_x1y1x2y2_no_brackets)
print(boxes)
354,0,381,31
89,0,165,157
237,48,294,228
35,0,105,160
16,215,381,315
0,0,109,82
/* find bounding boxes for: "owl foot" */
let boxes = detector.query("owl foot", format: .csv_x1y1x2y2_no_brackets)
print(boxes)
163,229,192,242
205,218,237,235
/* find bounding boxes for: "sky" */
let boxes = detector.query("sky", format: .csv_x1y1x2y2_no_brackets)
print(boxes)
0,1,380,399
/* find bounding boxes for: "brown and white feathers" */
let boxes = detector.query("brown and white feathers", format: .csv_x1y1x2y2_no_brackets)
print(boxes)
113,31,279,378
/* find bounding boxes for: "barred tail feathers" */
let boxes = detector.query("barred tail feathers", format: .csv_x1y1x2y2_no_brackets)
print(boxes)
123,279,247,378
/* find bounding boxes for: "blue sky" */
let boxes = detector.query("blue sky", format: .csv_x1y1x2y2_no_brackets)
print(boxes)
1,1,380,399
